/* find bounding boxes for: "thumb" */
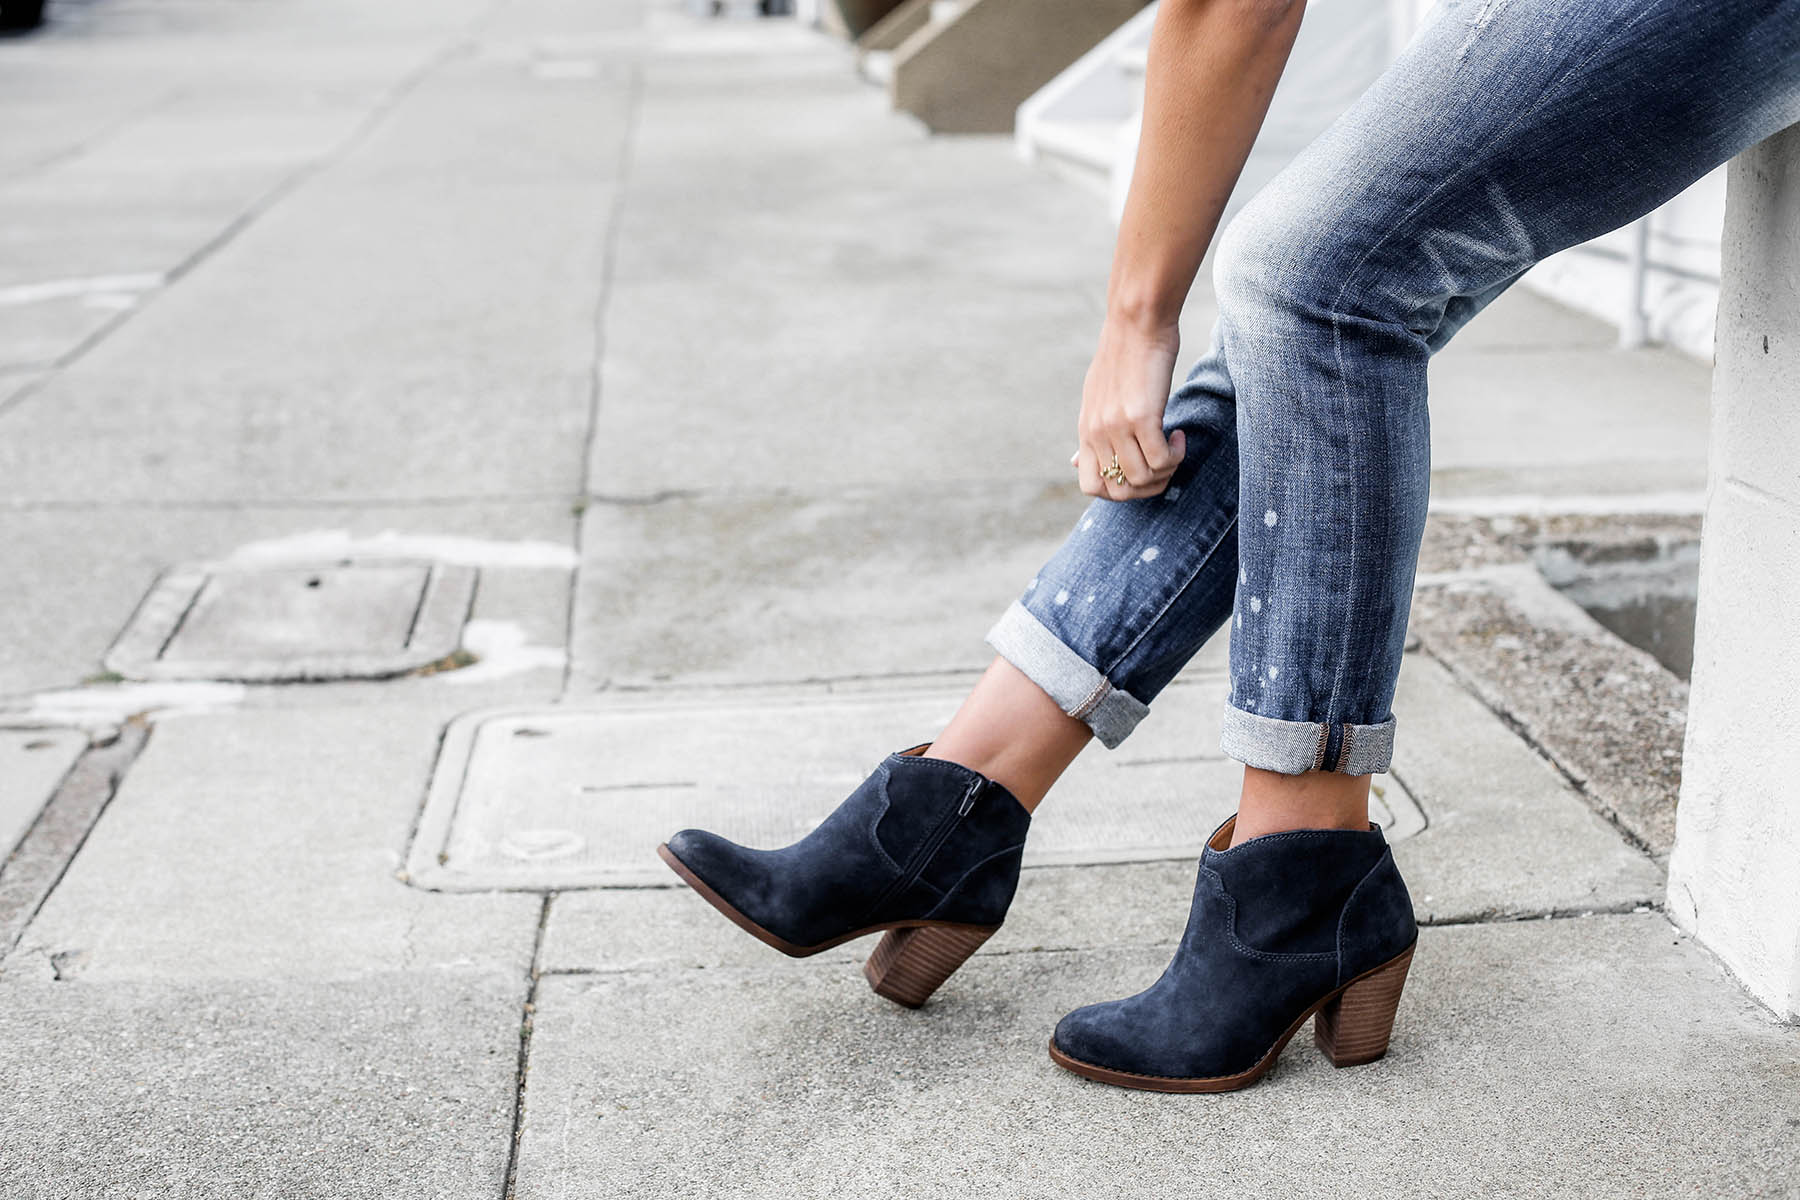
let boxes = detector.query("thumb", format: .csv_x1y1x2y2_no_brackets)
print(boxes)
1169,429,1187,460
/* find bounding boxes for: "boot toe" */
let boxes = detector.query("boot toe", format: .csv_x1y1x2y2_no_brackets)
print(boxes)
663,828,753,895
662,827,801,941
1052,1001,1149,1075
1053,992,1229,1081
664,827,724,871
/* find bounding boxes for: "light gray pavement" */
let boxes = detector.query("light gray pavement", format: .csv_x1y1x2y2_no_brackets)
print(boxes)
520,915,1800,1200
0,2,1792,1198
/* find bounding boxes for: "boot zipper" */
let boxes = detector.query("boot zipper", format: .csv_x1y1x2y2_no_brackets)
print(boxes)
861,776,983,923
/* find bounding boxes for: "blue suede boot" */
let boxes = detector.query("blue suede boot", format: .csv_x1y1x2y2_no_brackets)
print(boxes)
1050,815,1417,1092
658,743,1031,1007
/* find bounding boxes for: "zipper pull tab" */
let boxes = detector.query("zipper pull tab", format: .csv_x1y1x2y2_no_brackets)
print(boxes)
957,778,982,817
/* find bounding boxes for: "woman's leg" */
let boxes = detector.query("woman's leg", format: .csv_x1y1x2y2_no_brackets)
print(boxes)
985,0,1800,840
1045,1,1800,1087
666,0,1800,1017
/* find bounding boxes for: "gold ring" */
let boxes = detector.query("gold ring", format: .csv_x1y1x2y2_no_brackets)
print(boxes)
1101,456,1127,485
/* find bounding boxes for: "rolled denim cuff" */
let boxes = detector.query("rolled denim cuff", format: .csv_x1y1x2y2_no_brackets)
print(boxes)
1220,705,1395,776
984,601,1149,750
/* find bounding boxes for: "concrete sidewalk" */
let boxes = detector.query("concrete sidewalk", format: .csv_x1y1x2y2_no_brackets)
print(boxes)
0,2,1793,1197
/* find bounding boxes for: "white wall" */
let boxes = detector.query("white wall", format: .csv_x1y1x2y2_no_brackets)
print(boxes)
1666,125,1800,1021
1525,172,1725,361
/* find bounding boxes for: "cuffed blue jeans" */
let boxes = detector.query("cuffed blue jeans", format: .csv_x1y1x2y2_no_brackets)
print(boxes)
988,0,1800,775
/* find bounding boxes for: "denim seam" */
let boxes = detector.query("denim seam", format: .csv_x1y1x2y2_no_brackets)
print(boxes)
1337,724,1357,776
1317,4,1660,727
1311,723,1329,772
1070,676,1110,721
1103,511,1239,685
1223,705,1396,775
986,603,1149,748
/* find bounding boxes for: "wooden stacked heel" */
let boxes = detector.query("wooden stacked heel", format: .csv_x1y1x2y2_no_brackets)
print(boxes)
863,924,995,1008
1313,943,1415,1067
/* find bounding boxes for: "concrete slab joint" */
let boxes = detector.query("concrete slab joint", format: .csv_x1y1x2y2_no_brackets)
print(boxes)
403,654,1658,916
405,684,1427,891
105,559,477,683
0,728,87,869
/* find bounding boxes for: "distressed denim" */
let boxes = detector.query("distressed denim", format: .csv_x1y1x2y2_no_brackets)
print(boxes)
988,0,1800,774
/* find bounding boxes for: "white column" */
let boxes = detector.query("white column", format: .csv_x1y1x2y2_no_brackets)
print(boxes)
1667,123,1800,1022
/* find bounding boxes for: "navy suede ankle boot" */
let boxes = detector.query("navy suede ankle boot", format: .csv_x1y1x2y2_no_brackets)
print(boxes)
657,744,1031,1007
1050,815,1417,1092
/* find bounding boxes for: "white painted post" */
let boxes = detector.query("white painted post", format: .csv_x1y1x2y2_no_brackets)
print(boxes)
1619,217,1650,350
1667,123,1800,1022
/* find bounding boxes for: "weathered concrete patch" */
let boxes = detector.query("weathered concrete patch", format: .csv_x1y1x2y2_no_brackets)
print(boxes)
407,681,1419,891
1411,513,1701,857
1389,653,1663,922
514,914,1800,1200
105,559,476,683
0,970,525,1200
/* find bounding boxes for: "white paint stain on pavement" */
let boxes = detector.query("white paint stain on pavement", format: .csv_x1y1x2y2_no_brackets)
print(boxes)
0,272,164,307
26,681,245,726
441,620,566,684
226,531,578,570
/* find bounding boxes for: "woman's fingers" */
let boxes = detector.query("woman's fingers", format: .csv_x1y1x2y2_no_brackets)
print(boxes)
1073,312,1183,498
1089,439,1157,500
1075,428,1190,500
1075,442,1106,497
1106,437,1153,497
1076,436,1126,499
1136,423,1187,476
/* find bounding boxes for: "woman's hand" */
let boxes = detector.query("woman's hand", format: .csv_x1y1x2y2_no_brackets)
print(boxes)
1067,0,1304,501
1073,315,1187,500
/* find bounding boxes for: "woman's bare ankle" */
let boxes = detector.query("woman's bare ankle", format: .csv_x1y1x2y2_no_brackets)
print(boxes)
920,657,1090,812
1230,765,1371,846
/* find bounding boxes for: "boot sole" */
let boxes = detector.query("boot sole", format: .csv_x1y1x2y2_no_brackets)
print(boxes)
656,843,997,1006
1047,941,1417,1093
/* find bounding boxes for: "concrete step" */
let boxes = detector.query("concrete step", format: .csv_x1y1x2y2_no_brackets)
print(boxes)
857,47,893,85
1013,1,1156,197
1025,118,1119,198
892,0,1147,134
